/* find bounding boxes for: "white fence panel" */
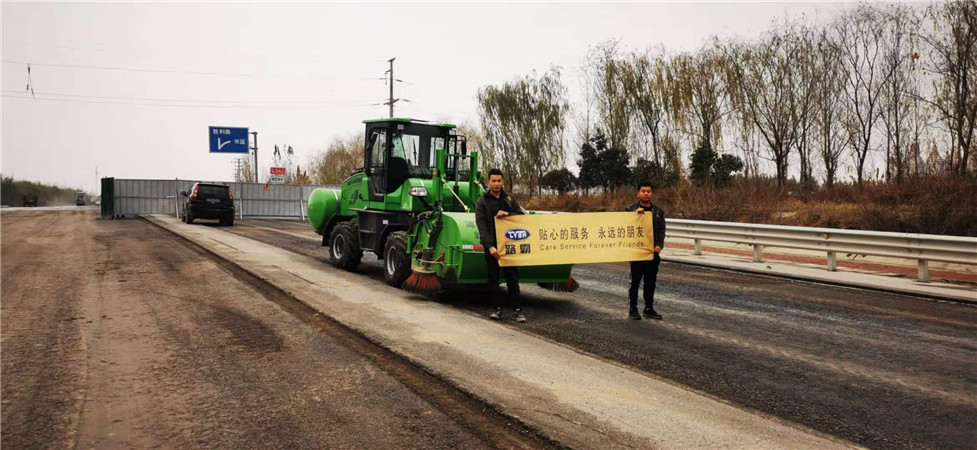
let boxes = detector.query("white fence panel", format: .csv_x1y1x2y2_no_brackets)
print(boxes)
111,178,336,220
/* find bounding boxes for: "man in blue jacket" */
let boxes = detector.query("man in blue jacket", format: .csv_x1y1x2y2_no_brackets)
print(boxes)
624,181,666,320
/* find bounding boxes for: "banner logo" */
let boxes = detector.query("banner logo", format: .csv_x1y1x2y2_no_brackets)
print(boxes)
504,228,531,241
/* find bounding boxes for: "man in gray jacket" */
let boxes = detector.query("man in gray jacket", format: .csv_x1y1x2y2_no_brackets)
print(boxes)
475,168,526,322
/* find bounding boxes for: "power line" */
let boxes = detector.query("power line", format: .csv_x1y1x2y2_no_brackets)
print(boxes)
1,59,361,81
0,89,370,105
1,94,376,109
2,59,267,78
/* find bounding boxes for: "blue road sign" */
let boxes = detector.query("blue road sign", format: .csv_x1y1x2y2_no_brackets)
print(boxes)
209,126,249,153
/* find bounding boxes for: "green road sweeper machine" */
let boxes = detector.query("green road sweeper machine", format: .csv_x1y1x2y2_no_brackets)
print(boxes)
306,118,576,292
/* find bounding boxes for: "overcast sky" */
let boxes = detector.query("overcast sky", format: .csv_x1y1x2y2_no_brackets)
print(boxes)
2,2,845,193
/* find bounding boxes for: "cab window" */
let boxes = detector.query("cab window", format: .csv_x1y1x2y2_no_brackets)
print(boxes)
369,130,386,168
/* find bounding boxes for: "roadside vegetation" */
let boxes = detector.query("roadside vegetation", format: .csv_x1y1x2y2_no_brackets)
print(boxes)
1,176,88,207
525,176,977,236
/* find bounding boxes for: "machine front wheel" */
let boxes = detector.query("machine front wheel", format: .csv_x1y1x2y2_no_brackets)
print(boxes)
383,231,411,287
330,221,362,271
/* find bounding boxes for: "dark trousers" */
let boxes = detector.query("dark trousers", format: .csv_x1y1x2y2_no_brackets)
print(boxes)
485,249,521,309
629,253,661,309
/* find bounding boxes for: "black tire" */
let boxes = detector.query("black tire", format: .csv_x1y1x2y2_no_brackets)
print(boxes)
186,213,194,224
383,231,411,287
329,221,362,271
226,217,234,227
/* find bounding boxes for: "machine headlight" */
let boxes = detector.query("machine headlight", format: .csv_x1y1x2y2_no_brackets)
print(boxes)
409,186,429,197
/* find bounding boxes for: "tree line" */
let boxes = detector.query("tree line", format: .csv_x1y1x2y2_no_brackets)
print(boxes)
476,1,975,194
1,176,87,207
303,1,974,195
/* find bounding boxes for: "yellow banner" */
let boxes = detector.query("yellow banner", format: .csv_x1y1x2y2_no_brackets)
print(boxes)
494,212,655,267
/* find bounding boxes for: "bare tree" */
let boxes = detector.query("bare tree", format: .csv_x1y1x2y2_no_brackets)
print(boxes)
878,4,923,183
456,121,489,173
813,29,851,187
792,21,822,190
477,68,569,195
668,47,731,153
619,48,679,175
309,134,364,185
477,85,520,190
239,157,255,185
834,4,899,186
584,40,632,151
919,0,977,175
722,26,804,187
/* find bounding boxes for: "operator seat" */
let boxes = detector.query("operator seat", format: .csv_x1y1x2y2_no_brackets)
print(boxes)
387,157,409,194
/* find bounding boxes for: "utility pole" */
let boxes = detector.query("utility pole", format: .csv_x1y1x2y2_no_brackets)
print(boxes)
232,158,244,182
250,131,259,183
385,57,398,118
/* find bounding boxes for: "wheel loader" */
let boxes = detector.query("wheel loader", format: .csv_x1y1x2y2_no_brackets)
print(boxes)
307,118,574,291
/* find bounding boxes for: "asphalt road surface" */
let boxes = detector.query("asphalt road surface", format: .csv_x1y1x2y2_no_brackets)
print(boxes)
1,210,552,449
222,218,977,449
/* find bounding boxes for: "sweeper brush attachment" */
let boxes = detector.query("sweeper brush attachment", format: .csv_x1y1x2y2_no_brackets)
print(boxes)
402,269,443,294
537,275,579,293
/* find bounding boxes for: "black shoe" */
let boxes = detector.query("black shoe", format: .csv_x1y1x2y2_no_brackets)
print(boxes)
643,307,662,320
629,308,642,320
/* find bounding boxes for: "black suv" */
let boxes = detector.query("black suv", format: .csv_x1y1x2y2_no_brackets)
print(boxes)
181,183,235,226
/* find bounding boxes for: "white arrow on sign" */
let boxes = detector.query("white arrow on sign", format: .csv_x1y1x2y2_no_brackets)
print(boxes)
217,138,231,150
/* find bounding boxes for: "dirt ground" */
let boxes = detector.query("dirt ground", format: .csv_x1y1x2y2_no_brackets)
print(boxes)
0,210,546,449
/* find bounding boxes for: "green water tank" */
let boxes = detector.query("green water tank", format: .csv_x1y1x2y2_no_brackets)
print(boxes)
308,188,342,232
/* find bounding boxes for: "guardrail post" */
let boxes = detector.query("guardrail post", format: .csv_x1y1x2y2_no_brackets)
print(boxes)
239,199,244,219
300,199,305,221
753,245,763,263
826,251,837,271
694,239,702,255
917,260,930,282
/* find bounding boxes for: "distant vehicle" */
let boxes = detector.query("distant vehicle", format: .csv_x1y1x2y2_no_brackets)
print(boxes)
180,183,234,226
22,194,38,207
75,192,85,206
94,196,101,206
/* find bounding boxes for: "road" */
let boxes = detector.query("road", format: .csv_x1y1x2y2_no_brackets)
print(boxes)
222,218,977,449
1,210,551,449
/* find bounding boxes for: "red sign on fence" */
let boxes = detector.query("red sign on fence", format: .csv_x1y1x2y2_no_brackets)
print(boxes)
270,167,286,176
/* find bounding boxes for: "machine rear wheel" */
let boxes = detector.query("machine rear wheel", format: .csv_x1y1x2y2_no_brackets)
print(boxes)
383,231,411,287
330,221,362,271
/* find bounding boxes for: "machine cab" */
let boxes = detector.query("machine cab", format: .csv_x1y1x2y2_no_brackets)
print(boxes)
362,118,469,204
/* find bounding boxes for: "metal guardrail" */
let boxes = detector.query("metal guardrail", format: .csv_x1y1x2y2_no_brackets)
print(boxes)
666,219,977,282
